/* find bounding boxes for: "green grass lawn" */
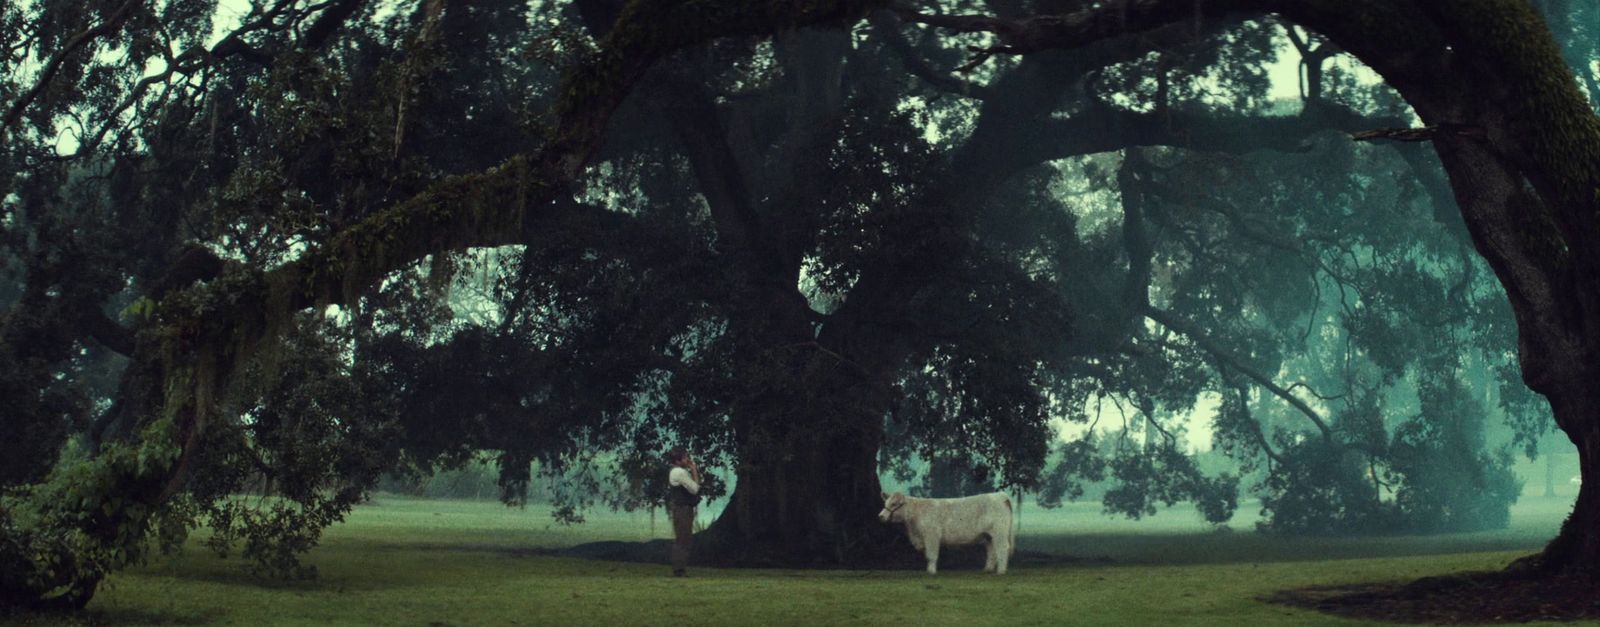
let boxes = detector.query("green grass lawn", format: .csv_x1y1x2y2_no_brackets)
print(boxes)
13,495,1589,626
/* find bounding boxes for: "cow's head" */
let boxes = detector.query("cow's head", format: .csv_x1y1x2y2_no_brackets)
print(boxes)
878,491,907,523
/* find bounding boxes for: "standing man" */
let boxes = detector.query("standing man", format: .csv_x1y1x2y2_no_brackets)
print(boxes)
666,446,701,577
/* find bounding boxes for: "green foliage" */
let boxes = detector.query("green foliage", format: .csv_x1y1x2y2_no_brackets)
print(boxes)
0,417,182,608
1256,377,1522,535
1034,438,1108,508
201,496,346,580
1386,379,1523,533
1102,440,1239,525
907,455,996,498
376,454,524,501
1256,438,1397,535
164,315,400,579
835,106,1074,494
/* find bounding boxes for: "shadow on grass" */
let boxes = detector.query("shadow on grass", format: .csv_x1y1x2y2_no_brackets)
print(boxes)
1263,570,1600,624
1019,527,1551,566
368,541,562,559
546,523,1551,573
4,605,224,626
555,537,1112,572
357,525,1550,569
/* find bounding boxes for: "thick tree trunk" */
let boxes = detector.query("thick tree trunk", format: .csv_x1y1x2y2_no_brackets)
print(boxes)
695,270,909,566
1430,133,1600,576
1524,390,1600,575
1348,0,1600,576
659,22,903,566
699,387,897,566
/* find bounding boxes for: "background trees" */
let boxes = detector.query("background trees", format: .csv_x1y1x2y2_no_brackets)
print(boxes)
2,0,1594,608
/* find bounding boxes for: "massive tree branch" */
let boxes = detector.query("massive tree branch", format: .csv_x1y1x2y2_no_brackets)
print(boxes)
1350,124,1485,143
892,0,1225,54
662,80,792,281
870,12,992,99
924,8,1381,194
1411,2,1600,214
299,0,367,49
947,16,1241,192
82,308,135,357
974,103,1400,191
898,0,1456,106
257,0,888,315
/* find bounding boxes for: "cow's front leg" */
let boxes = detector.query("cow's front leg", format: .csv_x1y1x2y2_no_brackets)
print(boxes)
994,531,1011,575
923,537,940,575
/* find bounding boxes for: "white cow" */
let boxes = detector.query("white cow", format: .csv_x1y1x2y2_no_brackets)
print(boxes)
878,491,1014,574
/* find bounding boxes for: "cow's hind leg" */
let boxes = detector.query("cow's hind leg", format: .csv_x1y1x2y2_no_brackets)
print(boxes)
983,535,997,573
993,529,1011,575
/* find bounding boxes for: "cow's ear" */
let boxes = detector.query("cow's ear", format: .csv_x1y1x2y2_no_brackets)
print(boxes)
881,491,889,501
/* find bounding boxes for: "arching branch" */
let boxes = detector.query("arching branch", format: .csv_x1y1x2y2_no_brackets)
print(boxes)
893,0,1227,54
1230,383,1286,467
1144,306,1334,439
869,12,992,99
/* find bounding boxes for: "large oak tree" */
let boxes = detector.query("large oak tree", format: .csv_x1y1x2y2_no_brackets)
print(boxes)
2,0,1595,609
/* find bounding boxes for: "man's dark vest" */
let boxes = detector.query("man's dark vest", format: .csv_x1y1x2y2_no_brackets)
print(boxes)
668,471,700,508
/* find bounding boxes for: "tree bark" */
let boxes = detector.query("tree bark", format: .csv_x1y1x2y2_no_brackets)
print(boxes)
1526,392,1600,574
699,362,898,565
